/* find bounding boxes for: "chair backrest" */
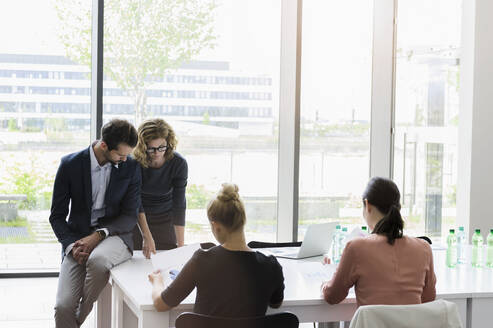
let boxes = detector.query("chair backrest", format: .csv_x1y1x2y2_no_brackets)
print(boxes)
175,311,299,328
349,299,462,328
247,241,302,249
200,242,216,250
417,236,432,245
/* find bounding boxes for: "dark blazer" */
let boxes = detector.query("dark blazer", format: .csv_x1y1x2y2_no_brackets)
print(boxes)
49,146,142,256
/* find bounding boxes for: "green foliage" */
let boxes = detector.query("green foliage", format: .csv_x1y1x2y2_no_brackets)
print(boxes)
446,185,456,206
449,114,459,127
414,105,425,126
186,184,213,209
7,118,18,131
45,117,67,132
54,0,218,124
0,217,36,244
303,122,370,137
0,216,28,227
22,126,42,133
0,235,37,244
0,154,53,210
202,111,210,125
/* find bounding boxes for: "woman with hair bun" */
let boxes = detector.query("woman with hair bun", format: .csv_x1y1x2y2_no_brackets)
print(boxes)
148,183,285,316
322,177,436,306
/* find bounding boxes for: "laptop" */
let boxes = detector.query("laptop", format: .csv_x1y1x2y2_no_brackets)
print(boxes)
267,222,338,259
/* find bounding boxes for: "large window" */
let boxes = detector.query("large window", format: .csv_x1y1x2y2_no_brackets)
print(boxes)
393,0,462,242
102,0,281,243
0,0,92,272
298,0,373,239
0,0,465,271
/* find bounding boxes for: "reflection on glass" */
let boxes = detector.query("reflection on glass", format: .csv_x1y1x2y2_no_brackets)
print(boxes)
393,0,461,242
0,0,92,271
298,0,373,240
102,0,281,243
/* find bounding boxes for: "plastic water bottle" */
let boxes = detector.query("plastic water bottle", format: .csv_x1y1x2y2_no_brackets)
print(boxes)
331,225,342,263
339,227,348,259
486,229,493,268
456,226,467,264
471,229,484,268
446,229,457,268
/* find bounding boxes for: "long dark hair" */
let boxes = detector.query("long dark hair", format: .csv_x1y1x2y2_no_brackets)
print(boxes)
362,177,404,245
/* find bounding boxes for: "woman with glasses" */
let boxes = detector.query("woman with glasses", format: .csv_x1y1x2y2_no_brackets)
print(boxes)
132,119,188,258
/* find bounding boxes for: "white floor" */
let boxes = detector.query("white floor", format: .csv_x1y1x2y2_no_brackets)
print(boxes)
0,278,93,328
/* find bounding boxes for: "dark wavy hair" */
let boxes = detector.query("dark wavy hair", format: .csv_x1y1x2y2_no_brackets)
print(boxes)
363,177,404,245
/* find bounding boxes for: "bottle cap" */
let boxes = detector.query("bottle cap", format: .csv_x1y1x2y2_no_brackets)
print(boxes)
490,229,493,234
449,229,455,233
336,225,341,229
475,229,481,233
459,226,464,231
342,227,348,232
362,226,367,231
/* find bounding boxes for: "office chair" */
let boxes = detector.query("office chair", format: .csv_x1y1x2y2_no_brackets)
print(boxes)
248,241,302,249
175,311,299,328
348,299,462,328
417,236,432,245
200,242,216,250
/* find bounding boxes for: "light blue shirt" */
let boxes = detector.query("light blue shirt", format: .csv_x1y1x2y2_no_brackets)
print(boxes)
89,143,112,227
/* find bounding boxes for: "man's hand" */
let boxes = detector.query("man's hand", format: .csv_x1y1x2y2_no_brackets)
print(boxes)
72,232,102,264
142,235,156,259
72,245,90,264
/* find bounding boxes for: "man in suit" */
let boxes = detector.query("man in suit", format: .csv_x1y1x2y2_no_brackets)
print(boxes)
49,119,141,328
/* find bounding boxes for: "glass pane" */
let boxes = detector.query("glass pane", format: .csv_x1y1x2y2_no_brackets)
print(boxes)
103,0,281,244
298,0,373,240
0,0,92,272
394,0,461,242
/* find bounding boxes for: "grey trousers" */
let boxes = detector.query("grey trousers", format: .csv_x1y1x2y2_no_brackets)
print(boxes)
54,236,131,328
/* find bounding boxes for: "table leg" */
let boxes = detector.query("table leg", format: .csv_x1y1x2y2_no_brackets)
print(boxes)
96,282,112,328
138,309,168,328
112,283,123,328
470,297,493,328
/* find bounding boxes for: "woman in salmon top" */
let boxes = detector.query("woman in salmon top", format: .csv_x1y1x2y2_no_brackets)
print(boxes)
321,177,436,306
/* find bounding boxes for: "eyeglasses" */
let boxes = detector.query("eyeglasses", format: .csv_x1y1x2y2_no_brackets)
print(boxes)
146,145,168,154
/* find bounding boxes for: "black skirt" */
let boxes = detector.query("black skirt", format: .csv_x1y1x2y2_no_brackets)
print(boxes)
133,212,177,251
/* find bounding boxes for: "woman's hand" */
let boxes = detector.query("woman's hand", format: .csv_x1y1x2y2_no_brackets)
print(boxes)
148,270,165,286
143,235,156,259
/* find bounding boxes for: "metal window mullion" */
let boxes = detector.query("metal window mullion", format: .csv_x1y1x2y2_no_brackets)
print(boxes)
277,0,302,242
369,0,397,179
0,0,102,280
90,0,104,141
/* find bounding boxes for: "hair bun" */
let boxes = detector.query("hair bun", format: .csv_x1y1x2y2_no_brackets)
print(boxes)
217,183,240,202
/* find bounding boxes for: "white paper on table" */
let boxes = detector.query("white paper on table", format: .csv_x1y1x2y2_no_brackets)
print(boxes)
151,243,201,272
283,261,333,282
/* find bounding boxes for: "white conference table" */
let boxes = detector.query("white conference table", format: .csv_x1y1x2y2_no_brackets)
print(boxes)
96,247,493,328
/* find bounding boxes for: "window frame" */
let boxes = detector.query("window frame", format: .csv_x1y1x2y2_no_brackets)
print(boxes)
1,0,413,276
